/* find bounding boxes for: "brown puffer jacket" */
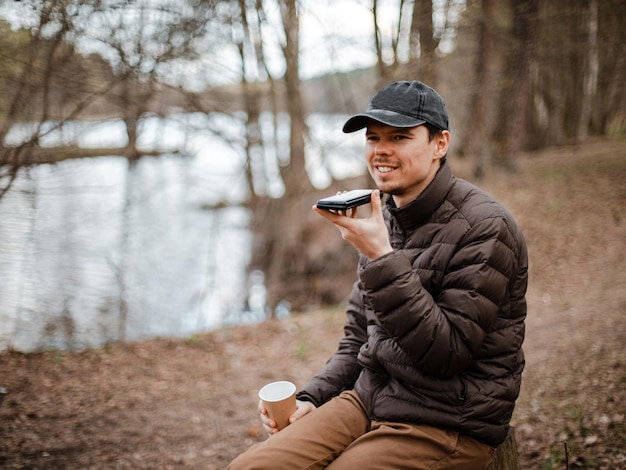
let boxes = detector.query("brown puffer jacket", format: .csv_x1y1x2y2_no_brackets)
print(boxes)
297,159,528,447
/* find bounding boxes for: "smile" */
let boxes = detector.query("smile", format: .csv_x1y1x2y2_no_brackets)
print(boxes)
377,166,395,173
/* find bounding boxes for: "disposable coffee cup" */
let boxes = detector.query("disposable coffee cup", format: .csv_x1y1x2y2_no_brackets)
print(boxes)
258,380,297,431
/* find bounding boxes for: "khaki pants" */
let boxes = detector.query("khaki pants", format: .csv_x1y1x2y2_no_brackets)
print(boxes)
229,390,495,470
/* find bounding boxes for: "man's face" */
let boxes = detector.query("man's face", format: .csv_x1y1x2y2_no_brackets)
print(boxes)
365,121,449,207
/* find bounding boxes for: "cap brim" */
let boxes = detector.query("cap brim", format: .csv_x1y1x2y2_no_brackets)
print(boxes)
342,109,426,133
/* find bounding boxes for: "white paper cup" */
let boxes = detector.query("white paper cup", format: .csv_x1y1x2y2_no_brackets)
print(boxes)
258,381,297,431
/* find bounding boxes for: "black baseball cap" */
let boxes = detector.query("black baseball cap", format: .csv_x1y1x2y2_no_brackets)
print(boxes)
342,80,449,133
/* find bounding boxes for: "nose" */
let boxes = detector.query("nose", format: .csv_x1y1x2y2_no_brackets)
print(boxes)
374,140,390,155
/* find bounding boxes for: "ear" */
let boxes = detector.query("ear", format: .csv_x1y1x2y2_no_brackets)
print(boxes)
434,130,451,159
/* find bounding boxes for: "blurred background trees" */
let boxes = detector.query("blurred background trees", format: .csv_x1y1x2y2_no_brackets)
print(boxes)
0,0,624,340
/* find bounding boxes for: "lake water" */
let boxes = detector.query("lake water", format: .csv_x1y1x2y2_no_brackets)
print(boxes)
0,113,364,352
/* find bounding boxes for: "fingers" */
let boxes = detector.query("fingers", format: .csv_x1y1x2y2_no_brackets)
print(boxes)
261,414,278,434
371,190,382,213
290,400,316,423
312,204,360,226
258,399,278,434
263,421,278,435
259,400,317,435
312,204,343,223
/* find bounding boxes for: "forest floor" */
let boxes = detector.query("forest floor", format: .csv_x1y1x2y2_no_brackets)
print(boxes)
1,138,625,469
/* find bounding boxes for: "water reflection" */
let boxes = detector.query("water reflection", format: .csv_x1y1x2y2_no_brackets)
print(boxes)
0,155,251,352
0,113,364,352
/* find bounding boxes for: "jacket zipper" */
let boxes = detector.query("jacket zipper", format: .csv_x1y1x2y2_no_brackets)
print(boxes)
393,221,408,249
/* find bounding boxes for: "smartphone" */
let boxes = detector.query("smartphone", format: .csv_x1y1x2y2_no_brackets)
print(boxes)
316,189,381,211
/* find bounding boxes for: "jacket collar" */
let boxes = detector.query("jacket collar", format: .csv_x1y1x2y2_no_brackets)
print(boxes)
386,158,454,231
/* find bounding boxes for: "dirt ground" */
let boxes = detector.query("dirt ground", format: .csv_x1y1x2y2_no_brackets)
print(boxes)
1,139,625,469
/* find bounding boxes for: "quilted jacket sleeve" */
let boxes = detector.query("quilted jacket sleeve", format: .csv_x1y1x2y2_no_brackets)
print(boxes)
360,215,521,379
297,280,368,406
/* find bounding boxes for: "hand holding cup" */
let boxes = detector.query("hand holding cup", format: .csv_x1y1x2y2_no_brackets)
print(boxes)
258,381,297,432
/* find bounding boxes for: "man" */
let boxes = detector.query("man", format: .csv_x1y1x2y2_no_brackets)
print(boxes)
230,80,528,469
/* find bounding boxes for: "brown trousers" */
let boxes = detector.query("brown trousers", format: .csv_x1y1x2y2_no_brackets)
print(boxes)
229,390,495,470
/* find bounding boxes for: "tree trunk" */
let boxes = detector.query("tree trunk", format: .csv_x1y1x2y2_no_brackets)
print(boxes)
465,0,496,179
486,428,521,470
246,0,314,316
494,0,539,171
372,0,389,84
410,0,437,85
576,0,598,142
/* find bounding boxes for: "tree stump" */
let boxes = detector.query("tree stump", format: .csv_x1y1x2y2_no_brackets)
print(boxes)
486,427,520,470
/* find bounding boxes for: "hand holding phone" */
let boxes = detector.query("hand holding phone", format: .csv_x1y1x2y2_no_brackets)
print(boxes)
316,189,382,211
314,189,393,259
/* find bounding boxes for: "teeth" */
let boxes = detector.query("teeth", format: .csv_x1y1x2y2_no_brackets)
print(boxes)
378,166,393,173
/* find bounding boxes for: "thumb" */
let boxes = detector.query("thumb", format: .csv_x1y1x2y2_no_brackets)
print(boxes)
291,400,315,422
371,190,384,215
